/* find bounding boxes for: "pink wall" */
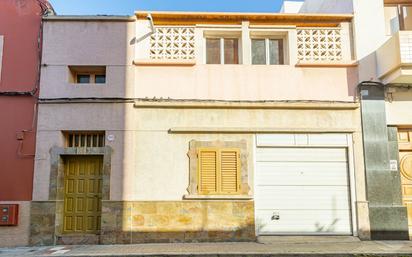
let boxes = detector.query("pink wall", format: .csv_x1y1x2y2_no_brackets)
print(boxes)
135,65,358,102
0,0,48,200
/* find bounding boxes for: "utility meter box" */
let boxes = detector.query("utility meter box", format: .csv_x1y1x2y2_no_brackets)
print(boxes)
0,204,19,226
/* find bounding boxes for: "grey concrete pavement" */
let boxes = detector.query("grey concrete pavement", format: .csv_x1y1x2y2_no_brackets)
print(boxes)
2,237,412,257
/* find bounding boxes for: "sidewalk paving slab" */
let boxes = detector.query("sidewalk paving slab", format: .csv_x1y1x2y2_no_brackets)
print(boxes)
2,238,412,257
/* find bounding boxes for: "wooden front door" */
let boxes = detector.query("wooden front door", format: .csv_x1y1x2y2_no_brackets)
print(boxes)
398,129,412,236
63,156,103,234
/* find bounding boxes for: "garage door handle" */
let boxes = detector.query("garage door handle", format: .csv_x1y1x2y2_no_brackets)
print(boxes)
271,212,280,221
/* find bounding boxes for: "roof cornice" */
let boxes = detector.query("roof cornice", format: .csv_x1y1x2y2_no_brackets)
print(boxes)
135,11,353,27
384,0,412,5
43,15,135,22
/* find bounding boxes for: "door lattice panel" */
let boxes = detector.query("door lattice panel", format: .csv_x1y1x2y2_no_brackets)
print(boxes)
63,156,103,234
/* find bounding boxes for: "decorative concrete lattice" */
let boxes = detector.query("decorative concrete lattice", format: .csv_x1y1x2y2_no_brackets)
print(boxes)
297,28,342,61
150,27,195,60
399,31,412,63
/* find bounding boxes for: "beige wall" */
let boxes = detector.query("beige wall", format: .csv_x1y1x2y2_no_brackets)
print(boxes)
0,201,30,247
32,102,368,236
134,65,358,102
386,90,412,125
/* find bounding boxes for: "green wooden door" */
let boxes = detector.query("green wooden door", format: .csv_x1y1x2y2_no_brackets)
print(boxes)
63,156,103,234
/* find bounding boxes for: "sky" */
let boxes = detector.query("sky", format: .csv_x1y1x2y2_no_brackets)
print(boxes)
49,0,287,15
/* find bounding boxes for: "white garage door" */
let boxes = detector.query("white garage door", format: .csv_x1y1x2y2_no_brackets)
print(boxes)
255,135,353,235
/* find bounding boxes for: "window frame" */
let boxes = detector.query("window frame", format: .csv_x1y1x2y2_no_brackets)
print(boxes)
205,36,241,65
251,37,285,65
76,74,91,84
94,74,106,84
75,73,106,84
69,66,107,85
197,147,241,195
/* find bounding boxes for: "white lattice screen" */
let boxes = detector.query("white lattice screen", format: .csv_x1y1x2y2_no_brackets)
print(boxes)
297,28,342,61
150,27,195,60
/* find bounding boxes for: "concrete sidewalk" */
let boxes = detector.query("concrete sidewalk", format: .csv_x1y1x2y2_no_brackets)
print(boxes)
2,237,412,257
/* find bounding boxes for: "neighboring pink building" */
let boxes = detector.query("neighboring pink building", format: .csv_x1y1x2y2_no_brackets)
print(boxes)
0,0,53,247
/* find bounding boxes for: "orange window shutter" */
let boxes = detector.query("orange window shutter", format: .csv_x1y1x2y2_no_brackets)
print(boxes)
199,149,218,194
220,149,240,194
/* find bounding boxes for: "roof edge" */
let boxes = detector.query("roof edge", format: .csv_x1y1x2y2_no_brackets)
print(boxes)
43,15,135,21
135,11,353,26
136,10,353,17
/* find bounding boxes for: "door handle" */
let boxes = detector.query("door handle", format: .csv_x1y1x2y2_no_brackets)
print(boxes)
271,212,280,221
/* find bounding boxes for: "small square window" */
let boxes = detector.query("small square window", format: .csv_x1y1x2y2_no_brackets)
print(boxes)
69,66,106,84
77,74,90,83
95,75,106,84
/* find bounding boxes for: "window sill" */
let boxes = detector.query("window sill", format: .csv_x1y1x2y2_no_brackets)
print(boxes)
133,59,196,66
183,194,253,200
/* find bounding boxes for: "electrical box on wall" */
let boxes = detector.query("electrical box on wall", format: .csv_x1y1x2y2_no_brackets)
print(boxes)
0,204,19,226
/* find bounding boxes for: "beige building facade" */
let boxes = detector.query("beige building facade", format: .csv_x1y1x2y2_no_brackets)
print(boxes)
30,9,372,245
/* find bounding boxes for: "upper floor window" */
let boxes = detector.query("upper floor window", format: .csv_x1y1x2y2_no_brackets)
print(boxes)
252,38,284,65
206,38,239,64
69,66,106,84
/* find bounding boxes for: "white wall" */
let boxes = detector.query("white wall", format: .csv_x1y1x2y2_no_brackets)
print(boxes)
352,0,387,82
280,1,304,13
384,6,400,36
299,0,353,14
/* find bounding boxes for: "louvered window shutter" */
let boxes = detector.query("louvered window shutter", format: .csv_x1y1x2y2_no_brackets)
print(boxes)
198,148,241,195
220,149,240,194
198,149,218,194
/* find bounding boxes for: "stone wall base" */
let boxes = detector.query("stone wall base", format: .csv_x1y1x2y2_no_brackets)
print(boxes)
30,200,255,245
101,200,256,244
369,206,409,240
30,201,56,245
